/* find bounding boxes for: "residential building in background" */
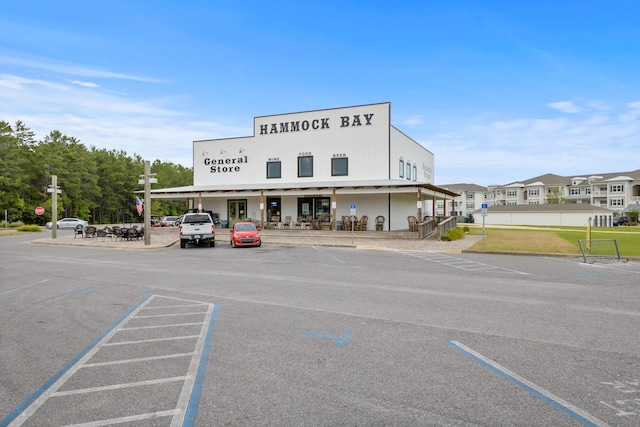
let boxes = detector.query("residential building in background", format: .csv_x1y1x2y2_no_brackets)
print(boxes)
439,169,640,224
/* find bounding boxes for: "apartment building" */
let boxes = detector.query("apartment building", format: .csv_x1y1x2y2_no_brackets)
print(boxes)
439,169,640,219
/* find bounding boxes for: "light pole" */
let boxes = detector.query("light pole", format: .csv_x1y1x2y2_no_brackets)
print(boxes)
47,175,61,239
138,161,157,246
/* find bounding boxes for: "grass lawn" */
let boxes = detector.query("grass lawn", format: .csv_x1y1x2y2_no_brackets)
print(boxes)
465,226,640,257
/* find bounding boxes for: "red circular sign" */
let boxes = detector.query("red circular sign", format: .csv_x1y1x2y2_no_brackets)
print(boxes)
35,206,45,215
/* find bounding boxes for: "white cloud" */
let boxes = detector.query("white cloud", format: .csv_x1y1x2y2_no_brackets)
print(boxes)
400,116,424,126
0,54,165,83
0,73,249,167
69,80,99,88
547,101,581,113
427,102,640,185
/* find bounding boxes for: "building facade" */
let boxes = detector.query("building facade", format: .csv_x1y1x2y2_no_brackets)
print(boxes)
150,103,458,230
439,169,640,225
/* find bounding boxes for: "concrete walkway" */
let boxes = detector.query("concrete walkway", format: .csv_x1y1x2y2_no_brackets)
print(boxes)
32,227,481,252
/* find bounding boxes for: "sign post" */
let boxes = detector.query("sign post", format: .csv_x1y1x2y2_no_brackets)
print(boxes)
47,175,61,239
481,203,488,250
350,204,356,245
138,161,157,246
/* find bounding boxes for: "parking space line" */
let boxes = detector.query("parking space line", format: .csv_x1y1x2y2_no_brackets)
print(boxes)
1,294,219,427
83,353,196,368
121,322,203,330
51,376,188,397
65,409,179,427
397,250,530,274
136,312,209,318
0,279,49,297
102,335,200,346
447,340,610,427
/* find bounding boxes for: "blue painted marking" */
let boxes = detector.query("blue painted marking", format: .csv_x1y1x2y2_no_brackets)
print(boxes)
183,304,220,427
67,289,99,298
447,341,602,427
0,279,49,297
0,294,153,427
580,272,609,279
302,329,354,346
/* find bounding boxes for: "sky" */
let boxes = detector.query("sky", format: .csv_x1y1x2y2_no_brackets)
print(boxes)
1,1,639,186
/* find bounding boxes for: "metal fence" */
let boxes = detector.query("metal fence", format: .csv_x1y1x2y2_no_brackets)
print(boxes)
578,239,627,263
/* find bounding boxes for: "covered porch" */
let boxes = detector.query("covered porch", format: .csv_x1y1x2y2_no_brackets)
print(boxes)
145,179,459,233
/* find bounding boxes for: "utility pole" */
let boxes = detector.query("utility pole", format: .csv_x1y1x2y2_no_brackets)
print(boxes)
47,175,61,239
139,161,157,246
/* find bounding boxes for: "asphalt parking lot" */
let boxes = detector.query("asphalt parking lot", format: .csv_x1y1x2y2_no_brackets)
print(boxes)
2,231,640,426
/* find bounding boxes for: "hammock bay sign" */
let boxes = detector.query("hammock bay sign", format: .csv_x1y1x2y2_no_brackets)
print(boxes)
259,113,375,135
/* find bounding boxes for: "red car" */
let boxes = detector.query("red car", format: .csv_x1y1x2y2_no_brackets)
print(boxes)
230,222,262,247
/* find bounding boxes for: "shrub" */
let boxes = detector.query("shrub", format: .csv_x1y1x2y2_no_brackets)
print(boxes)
17,225,43,232
441,227,466,241
0,220,24,229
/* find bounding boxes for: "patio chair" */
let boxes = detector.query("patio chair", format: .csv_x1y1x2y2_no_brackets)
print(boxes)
375,215,385,231
319,214,332,230
356,215,368,231
74,224,84,239
269,215,280,229
340,216,348,231
127,228,139,240
96,228,108,241
282,216,292,229
113,227,124,241
294,216,303,229
407,215,418,232
84,226,97,238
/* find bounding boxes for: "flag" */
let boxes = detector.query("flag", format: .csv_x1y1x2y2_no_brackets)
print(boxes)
136,197,144,216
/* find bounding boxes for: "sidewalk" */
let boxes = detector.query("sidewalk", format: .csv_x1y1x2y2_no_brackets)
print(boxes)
32,227,482,252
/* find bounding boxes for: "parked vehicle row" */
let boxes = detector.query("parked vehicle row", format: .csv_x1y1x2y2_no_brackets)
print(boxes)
45,218,88,229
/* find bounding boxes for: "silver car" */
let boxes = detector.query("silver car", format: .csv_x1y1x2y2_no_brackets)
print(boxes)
164,216,181,227
45,218,89,229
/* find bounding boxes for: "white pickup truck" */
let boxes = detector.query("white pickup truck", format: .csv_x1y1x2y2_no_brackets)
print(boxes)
179,213,216,248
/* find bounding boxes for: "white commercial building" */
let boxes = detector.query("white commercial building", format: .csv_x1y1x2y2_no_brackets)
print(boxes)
150,102,458,230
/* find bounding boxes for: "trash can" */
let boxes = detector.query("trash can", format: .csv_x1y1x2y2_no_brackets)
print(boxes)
337,220,343,230
220,220,228,228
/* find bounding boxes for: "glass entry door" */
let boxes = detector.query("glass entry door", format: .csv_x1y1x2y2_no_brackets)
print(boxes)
227,199,247,228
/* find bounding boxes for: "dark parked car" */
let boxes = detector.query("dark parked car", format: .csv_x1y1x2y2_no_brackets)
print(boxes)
613,216,629,226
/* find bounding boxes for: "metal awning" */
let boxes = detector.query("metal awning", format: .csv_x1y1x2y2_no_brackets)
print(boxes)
138,179,459,199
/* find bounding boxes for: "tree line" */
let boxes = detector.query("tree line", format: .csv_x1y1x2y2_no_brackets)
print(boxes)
1,120,192,225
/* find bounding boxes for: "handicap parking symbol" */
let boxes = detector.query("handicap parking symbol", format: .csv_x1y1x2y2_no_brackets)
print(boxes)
302,328,354,346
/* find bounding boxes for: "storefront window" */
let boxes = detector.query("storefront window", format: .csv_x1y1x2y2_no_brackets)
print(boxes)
332,158,348,176
267,161,281,179
298,156,313,177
